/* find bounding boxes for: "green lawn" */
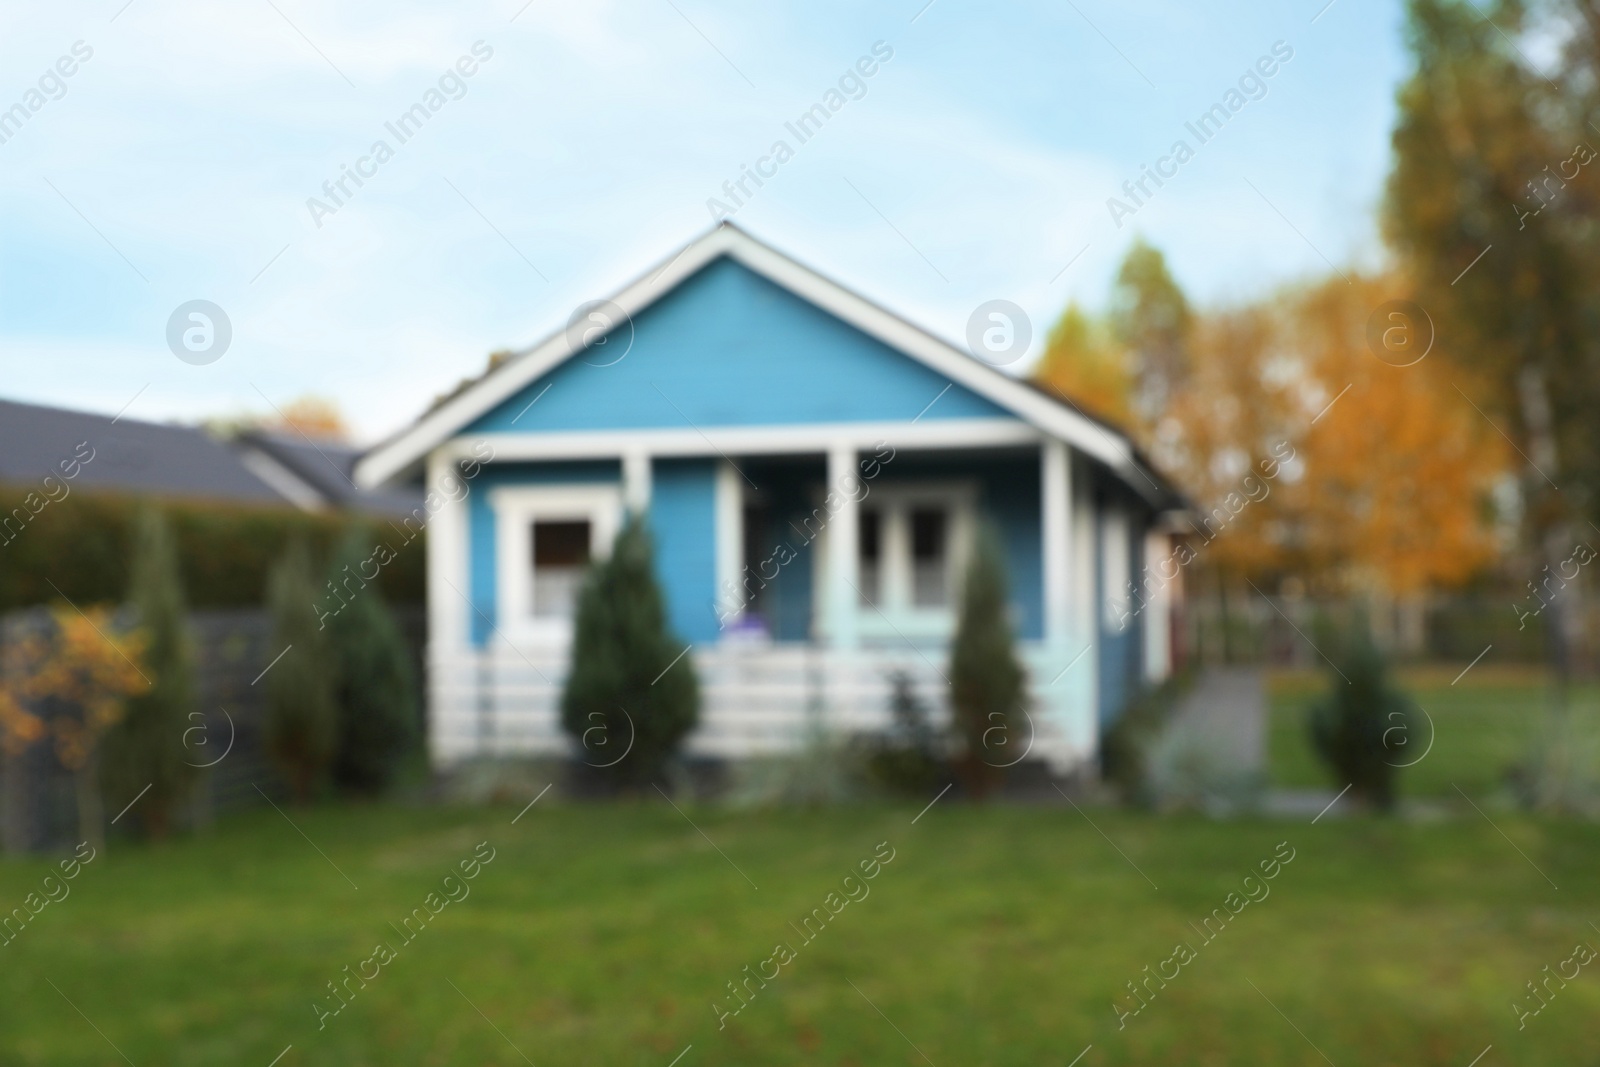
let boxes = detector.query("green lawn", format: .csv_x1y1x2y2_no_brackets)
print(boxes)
1,802,1597,1064
1267,665,1600,797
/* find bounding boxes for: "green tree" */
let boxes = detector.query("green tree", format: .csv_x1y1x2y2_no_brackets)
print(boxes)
325,527,418,795
561,516,698,791
948,524,1027,800
1109,237,1192,427
1031,304,1134,426
1385,0,1600,694
264,537,337,801
101,506,199,838
1308,632,1411,812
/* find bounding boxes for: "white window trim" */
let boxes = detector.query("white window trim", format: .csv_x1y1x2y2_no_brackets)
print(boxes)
814,481,976,642
489,484,622,645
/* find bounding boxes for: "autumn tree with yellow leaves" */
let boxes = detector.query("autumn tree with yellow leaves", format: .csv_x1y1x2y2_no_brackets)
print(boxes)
1034,239,1509,619
0,606,148,851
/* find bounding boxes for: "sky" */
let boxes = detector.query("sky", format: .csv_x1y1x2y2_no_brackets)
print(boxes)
0,0,1410,444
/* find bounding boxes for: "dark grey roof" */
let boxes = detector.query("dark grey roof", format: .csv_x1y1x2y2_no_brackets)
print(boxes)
235,430,423,518
0,398,428,516
0,398,285,505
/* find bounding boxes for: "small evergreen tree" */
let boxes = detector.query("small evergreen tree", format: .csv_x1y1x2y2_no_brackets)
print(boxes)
948,524,1027,800
561,516,698,791
1309,630,1410,812
325,527,418,795
264,537,337,801
102,506,199,838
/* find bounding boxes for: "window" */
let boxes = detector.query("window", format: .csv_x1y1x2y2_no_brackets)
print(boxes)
858,509,882,606
910,507,948,607
821,483,972,640
531,520,590,618
489,484,621,642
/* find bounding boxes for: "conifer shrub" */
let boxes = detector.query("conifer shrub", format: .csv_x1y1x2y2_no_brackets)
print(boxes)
264,537,337,801
1308,630,1410,811
101,506,198,837
948,523,1028,800
561,516,698,792
324,526,418,795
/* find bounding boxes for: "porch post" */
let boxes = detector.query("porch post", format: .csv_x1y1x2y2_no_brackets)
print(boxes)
714,459,744,628
426,448,471,767
622,448,652,515
825,441,860,649
1042,438,1072,651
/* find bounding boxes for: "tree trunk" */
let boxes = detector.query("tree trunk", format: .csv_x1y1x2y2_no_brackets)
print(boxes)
1517,364,1579,809
76,755,103,854
1517,364,1574,709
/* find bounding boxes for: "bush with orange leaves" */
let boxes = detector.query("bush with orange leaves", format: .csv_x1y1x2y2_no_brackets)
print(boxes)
0,606,148,851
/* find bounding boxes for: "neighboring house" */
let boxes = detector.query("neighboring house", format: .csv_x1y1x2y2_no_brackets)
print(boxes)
0,398,418,515
0,398,287,507
356,224,1187,773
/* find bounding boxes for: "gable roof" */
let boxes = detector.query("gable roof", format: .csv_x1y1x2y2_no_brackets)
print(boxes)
354,223,1179,508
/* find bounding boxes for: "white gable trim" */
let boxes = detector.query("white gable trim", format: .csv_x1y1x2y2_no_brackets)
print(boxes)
355,225,1168,505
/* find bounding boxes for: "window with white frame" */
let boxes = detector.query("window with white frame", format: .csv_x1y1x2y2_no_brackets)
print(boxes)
909,506,950,608
491,485,621,641
531,520,591,618
832,484,972,636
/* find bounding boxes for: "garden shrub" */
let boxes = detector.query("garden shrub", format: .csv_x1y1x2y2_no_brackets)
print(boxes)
561,516,699,792
948,523,1027,800
264,537,338,801
0,489,423,612
863,670,950,797
324,526,418,795
1308,631,1410,811
101,506,198,837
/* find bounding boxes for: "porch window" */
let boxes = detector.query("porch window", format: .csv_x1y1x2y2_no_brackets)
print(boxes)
531,520,590,618
858,509,882,606
910,507,949,607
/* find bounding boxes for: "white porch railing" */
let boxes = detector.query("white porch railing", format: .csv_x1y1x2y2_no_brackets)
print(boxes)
428,641,1096,772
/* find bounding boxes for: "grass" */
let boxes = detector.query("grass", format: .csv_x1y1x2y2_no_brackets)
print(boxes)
2,801,1598,1064
1266,664,1600,798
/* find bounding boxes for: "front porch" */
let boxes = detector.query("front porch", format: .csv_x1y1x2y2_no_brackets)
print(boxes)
425,435,1106,774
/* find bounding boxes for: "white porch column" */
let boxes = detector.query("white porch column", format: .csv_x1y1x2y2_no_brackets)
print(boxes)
426,448,471,767
622,448,652,516
714,459,744,628
426,449,470,653
825,441,860,649
1042,438,1072,651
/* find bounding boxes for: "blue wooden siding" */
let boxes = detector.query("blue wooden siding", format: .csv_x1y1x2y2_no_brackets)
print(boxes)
466,461,621,646
649,458,720,644
466,256,1016,434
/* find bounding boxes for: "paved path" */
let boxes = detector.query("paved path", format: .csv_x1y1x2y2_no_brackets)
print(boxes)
1165,667,1266,777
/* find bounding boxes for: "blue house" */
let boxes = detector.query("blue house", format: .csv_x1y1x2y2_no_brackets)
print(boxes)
355,224,1186,773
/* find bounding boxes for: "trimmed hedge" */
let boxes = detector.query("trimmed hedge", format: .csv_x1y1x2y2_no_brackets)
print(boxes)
0,490,425,611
